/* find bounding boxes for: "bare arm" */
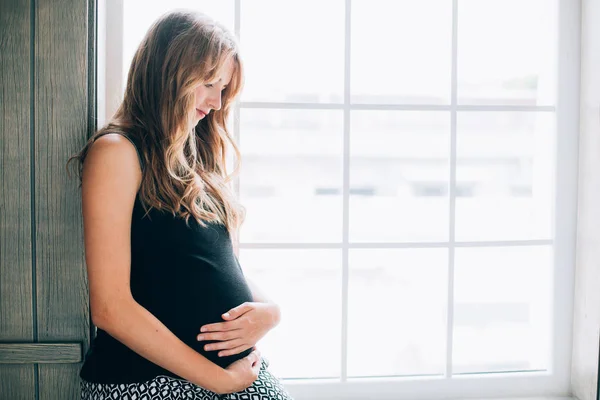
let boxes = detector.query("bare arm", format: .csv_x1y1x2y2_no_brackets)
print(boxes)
82,134,258,394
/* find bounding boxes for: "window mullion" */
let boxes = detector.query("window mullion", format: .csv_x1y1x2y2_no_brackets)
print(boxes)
341,0,352,383
446,0,459,379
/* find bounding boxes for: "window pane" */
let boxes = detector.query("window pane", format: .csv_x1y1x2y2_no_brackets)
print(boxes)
240,0,345,103
352,0,452,105
350,111,450,242
123,1,234,84
239,109,343,243
455,112,554,241
240,249,342,379
348,249,448,377
458,0,557,105
453,246,552,374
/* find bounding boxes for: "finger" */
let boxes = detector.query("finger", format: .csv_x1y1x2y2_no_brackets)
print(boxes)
218,344,254,358
204,339,244,352
200,321,236,333
197,329,241,342
251,349,262,367
223,302,254,320
252,361,260,373
247,348,261,365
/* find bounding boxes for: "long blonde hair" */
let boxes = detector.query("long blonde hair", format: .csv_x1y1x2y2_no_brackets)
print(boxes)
68,10,245,232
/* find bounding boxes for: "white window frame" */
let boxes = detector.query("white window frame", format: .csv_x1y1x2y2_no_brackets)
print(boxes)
98,1,580,399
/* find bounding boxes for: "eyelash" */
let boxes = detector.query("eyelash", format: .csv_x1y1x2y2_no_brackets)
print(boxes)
205,84,227,91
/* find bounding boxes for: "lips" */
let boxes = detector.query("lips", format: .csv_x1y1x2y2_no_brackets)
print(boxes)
196,109,207,118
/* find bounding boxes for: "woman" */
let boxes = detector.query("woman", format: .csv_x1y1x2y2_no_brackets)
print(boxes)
68,10,293,399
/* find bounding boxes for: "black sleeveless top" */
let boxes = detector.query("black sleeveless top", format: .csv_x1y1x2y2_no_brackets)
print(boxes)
79,132,254,384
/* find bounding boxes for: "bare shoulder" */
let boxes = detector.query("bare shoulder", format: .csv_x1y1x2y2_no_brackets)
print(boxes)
81,133,143,322
82,133,142,209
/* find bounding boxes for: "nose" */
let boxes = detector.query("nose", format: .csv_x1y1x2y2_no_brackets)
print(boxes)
208,91,222,111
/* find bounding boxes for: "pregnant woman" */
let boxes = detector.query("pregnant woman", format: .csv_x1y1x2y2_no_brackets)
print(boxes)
68,10,293,399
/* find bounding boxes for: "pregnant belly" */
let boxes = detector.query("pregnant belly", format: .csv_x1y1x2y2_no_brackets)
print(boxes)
141,271,255,368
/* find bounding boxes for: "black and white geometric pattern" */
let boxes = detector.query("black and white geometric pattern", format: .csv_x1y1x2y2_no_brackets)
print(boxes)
81,359,294,400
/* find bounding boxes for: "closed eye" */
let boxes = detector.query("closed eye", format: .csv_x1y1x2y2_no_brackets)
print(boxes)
205,84,227,91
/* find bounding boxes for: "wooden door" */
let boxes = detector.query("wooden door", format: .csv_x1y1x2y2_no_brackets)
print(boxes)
1,0,96,398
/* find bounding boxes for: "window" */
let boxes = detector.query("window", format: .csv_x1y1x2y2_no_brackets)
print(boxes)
101,0,579,398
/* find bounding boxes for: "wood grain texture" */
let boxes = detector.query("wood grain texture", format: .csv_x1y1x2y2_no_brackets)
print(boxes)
0,343,82,364
0,0,36,398
34,0,91,397
38,364,81,400
0,366,36,400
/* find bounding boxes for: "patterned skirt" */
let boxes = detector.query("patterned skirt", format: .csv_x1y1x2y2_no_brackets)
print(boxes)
80,358,294,400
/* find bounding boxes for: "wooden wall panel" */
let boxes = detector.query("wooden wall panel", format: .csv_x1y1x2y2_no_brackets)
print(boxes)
34,0,91,397
0,343,82,364
0,0,36,399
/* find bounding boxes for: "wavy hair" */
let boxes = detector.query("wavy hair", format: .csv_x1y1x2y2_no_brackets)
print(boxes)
68,10,245,233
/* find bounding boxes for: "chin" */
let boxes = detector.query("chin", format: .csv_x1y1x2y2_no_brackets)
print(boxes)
187,117,201,130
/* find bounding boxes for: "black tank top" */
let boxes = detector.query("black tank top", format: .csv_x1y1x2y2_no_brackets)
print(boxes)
79,132,254,384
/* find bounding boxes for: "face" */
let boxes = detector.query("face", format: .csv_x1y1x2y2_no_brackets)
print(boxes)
193,57,235,122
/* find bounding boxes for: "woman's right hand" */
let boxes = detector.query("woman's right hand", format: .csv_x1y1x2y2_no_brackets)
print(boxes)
221,349,261,394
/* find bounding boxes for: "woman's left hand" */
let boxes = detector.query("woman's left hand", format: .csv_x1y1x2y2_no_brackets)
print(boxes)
197,302,281,357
